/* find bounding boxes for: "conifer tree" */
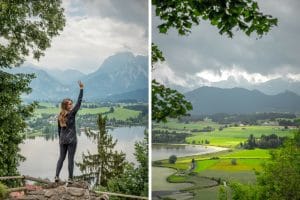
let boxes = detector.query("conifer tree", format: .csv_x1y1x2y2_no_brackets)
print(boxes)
76,114,126,187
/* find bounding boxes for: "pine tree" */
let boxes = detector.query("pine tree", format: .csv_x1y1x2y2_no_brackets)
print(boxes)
76,114,126,187
107,131,149,196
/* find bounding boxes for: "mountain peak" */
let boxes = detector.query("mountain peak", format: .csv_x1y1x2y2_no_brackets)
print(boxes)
102,51,135,66
92,51,147,75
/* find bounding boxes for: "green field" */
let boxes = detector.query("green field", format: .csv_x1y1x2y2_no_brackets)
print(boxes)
208,158,264,171
153,119,296,199
220,148,270,158
155,120,294,148
186,125,293,147
34,105,140,120
154,147,278,200
159,149,269,172
194,160,220,172
155,149,268,199
105,107,140,120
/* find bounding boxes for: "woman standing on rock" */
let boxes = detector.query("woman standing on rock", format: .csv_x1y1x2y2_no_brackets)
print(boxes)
55,81,84,183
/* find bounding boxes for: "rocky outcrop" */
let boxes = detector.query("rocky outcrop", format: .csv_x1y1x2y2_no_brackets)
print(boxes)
9,181,108,200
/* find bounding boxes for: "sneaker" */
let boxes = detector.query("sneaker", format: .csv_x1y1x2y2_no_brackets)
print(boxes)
54,176,61,183
67,178,74,184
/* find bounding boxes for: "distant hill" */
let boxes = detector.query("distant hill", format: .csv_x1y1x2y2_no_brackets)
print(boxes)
5,52,148,102
166,76,300,96
5,65,70,101
211,77,300,96
105,88,148,102
255,78,300,95
185,86,300,115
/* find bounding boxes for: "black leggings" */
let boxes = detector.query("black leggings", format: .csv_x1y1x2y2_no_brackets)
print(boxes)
55,141,77,179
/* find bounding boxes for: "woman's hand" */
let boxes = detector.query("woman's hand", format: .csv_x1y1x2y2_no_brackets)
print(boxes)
78,80,84,89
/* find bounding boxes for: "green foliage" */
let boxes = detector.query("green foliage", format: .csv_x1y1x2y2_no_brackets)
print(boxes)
107,131,148,197
231,158,237,165
132,130,149,196
151,43,165,68
228,182,261,200
109,106,114,113
153,160,163,166
218,185,229,200
169,155,177,164
152,129,191,143
0,71,38,187
0,0,65,68
256,130,300,199
152,80,192,123
0,182,8,199
0,1,65,187
226,130,300,199
153,0,277,37
243,133,287,149
76,114,126,188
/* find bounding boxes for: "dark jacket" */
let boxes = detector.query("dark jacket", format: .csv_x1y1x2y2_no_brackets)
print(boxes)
58,89,83,144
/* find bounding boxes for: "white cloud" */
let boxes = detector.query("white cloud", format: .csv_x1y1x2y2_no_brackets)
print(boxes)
153,62,210,91
286,73,300,81
152,62,188,87
26,0,147,73
153,63,290,91
196,66,280,84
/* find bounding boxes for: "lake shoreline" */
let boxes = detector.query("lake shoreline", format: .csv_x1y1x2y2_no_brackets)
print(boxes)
19,126,145,180
152,143,229,161
152,144,228,199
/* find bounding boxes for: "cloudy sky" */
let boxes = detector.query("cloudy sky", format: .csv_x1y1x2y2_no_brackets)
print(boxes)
152,0,300,90
27,0,148,74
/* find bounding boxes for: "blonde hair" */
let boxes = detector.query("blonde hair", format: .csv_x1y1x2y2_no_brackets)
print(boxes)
58,98,72,127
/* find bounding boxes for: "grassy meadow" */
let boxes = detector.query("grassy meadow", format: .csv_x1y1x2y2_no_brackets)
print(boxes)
155,119,293,148
152,118,296,199
34,102,141,120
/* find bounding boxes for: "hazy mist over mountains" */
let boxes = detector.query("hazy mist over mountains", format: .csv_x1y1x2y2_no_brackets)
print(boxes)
163,76,300,96
158,75,300,115
185,87,300,115
6,52,148,102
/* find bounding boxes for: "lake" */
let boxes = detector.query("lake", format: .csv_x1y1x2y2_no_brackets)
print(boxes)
152,144,227,161
18,126,145,181
152,167,193,191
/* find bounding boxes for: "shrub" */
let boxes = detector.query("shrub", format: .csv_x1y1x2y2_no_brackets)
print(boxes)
169,155,177,164
153,161,162,165
231,158,237,165
218,186,228,200
0,182,8,199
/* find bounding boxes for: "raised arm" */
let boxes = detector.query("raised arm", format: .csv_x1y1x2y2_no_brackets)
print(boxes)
70,81,84,115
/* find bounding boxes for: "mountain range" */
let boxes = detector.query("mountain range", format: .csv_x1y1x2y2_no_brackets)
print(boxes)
164,76,300,96
211,76,300,96
5,52,148,102
185,87,300,115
